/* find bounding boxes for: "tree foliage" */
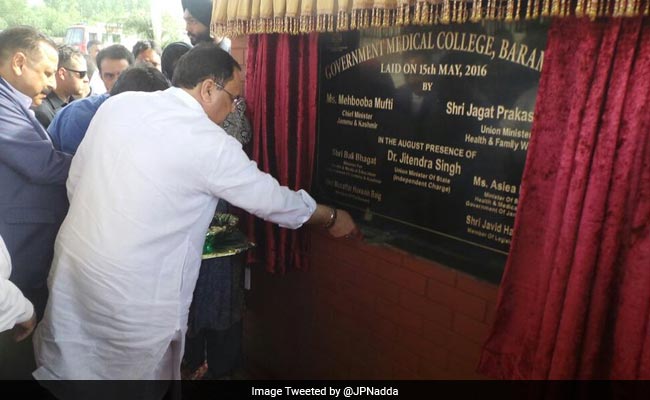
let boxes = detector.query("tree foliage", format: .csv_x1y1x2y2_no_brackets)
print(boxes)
42,0,150,25
0,0,183,41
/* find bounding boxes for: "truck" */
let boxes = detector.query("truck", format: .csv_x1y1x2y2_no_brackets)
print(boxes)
64,23,137,54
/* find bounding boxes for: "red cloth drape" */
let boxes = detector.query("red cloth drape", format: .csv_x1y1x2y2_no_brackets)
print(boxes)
479,18,650,379
244,33,319,273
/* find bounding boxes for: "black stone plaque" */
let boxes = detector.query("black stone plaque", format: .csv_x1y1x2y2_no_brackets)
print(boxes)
315,22,549,282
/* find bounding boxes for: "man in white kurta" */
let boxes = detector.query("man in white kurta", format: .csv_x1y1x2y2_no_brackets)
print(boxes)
33,43,356,380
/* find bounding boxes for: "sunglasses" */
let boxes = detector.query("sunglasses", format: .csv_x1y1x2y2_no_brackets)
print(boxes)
64,67,87,79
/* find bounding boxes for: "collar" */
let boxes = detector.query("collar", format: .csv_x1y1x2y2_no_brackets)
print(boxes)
45,91,68,109
167,86,204,113
0,76,33,109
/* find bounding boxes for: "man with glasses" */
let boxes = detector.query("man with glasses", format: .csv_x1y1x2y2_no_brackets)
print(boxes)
0,26,72,379
34,43,358,382
34,45,88,129
214,80,243,106
182,71,251,381
180,0,249,380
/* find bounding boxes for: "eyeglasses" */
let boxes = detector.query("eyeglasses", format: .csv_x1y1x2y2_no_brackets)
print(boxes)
64,67,87,79
214,81,244,108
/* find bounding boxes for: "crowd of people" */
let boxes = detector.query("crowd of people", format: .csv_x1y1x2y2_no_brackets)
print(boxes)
0,0,358,386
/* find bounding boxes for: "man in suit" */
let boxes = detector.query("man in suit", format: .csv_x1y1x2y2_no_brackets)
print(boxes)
0,26,72,379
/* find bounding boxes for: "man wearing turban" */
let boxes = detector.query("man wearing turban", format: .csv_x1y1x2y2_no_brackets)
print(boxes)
182,0,215,46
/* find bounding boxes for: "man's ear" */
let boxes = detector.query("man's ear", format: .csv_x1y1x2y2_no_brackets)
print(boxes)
57,67,66,81
11,52,27,76
198,79,214,103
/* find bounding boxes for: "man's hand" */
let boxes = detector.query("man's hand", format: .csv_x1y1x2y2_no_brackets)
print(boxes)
309,205,361,240
327,209,361,239
13,313,37,342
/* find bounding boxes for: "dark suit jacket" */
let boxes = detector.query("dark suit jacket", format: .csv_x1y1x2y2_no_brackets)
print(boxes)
0,77,71,290
33,91,68,129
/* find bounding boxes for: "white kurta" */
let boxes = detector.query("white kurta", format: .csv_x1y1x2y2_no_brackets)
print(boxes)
0,236,34,332
33,88,316,380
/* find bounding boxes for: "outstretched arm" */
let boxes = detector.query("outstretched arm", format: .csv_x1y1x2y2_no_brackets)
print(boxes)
204,136,359,239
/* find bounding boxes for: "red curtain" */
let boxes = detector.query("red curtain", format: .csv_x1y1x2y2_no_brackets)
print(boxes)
479,18,650,379
244,33,319,273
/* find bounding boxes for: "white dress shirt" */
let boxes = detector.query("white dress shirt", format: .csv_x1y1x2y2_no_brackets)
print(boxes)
33,87,316,380
0,235,34,332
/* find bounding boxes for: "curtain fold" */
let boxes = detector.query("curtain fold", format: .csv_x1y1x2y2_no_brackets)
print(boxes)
212,0,650,36
244,33,319,273
478,17,650,380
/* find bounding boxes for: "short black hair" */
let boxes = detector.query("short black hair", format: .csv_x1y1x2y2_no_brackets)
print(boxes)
109,65,170,96
132,40,159,59
161,42,191,82
172,42,240,89
0,26,57,64
57,44,82,69
96,44,134,74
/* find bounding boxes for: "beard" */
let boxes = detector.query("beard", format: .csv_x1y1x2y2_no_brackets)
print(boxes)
189,31,212,46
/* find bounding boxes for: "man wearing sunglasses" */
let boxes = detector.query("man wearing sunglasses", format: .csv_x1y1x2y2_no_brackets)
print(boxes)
33,45,88,129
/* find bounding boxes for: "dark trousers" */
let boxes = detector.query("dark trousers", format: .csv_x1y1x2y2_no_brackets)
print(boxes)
0,330,36,379
183,321,242,379
0,287,47,380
